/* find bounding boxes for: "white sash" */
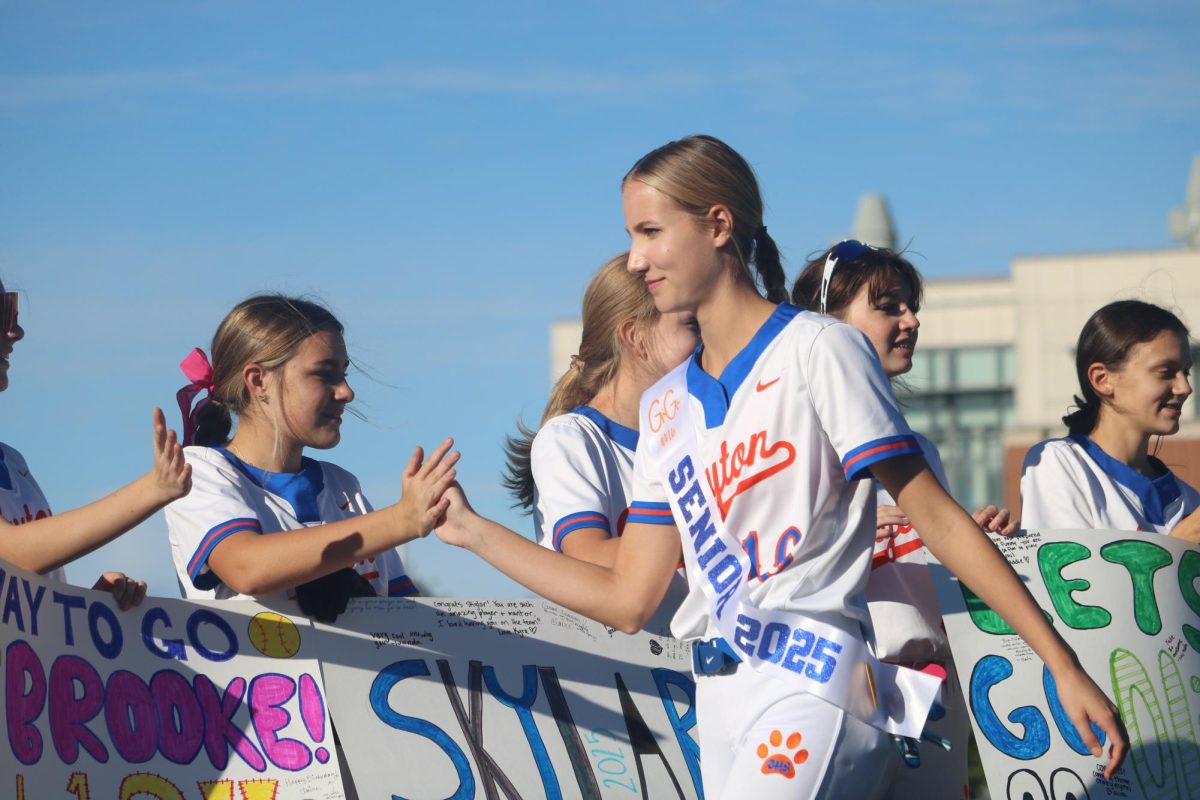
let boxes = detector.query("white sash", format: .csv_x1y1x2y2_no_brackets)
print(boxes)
642,363,940,738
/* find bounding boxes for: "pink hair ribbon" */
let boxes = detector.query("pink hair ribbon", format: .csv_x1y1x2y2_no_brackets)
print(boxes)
176,348,215,446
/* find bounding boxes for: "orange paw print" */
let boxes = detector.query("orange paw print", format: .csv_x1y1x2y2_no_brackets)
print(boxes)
756,729,809,779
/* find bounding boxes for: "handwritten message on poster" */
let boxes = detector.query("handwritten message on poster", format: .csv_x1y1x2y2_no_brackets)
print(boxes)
0,560,343,799
315,597,701,799
931,529,1200,800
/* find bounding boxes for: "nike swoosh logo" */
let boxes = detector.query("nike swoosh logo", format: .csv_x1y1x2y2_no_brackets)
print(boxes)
755,377,780,392
17,469,29,477
338,499,352,510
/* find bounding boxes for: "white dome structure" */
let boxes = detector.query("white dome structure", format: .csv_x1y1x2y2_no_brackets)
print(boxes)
850,193,897,249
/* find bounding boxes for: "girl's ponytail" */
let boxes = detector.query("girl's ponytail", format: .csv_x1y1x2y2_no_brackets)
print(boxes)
193,398,233,446
503,360,597,511
1062,396,1101,437
753,226,788,304
502,253,657,511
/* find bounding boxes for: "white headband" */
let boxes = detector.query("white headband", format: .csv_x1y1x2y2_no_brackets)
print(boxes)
819,240,875,314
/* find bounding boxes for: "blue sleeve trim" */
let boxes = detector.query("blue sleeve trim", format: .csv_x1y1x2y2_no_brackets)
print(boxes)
186,517,262,584
552,511,611,552
627,501,675,526
841,435,923,481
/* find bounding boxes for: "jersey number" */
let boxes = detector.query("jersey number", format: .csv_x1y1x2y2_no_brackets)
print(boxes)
741,526,803,583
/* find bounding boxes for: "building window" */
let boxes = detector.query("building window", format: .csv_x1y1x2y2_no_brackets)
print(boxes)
897,346,1015,511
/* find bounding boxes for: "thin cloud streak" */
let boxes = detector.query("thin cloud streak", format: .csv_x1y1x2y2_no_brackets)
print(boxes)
0,64,711,106
3,55,1196,130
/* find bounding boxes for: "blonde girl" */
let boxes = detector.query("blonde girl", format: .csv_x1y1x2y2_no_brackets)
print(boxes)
437,136,1126,799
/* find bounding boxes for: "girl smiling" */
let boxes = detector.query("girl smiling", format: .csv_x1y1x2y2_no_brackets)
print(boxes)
1021,299,1200,540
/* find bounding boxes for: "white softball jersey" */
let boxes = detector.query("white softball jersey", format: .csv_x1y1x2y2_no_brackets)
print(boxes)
167,446,416,602
0,443,66,583
868,432,952,663
531,405,689,630
531,406,638,552
1021,435,1200,533
630,303,923,645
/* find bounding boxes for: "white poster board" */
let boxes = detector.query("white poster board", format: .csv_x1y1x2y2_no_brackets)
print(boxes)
932,529,1200,800
315,597,702,799
0,559,343,799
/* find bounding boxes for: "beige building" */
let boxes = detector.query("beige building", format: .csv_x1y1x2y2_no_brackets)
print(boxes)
909,248,1200,513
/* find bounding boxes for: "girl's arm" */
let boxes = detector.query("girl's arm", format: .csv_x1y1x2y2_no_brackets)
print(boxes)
560,530,684,570
204,440,458,596
0,409,191,574
559,529,620,566
437,485,679,633
873,454,1128,778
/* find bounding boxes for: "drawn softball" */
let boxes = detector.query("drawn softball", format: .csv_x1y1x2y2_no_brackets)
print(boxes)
248,611,301,658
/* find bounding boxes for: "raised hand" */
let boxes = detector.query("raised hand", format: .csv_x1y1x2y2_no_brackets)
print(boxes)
93,571,148,611
393,438,460,537
150,407,192,502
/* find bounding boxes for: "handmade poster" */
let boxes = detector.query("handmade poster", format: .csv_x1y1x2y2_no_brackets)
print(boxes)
0,559,343,799
930,529,1200,800
314,597,702,799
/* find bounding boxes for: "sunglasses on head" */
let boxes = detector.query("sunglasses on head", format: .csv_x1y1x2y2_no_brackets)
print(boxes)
819,239,877,314
1,292,16,335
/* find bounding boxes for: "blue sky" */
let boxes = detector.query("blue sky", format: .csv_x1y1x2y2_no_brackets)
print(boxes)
2,1,1198,597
